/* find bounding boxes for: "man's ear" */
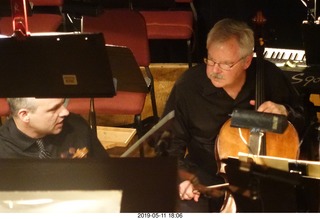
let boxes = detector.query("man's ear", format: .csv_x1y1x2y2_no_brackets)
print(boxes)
17,108,30,123
244,54,253,70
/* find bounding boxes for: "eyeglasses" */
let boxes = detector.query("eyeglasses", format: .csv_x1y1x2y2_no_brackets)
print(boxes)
204,56,245,71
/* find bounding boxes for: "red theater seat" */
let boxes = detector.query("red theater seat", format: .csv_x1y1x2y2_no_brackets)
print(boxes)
132,0,196,68
0,14,63,35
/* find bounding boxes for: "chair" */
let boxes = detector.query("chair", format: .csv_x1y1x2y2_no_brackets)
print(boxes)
67,43,150,156
175,0,197,20
0,99,10,125
82,9,159,120
131,0,196,68
0,0,63,35
83,9,158,120
67,91,147,136
72,9,159,156
78,8,158,156
0,14,62,35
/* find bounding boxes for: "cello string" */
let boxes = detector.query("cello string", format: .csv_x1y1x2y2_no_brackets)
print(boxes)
238,128,248,145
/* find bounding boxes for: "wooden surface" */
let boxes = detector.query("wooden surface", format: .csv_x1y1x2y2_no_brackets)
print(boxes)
97,126,136,149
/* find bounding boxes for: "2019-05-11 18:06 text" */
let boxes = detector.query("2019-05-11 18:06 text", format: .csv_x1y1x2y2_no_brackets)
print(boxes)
137,213,183,218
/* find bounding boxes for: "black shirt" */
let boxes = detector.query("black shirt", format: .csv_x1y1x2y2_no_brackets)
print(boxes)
0,113,109,159
162,59,306,185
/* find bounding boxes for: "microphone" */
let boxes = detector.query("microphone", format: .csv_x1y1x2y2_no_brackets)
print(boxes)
230,109,289,134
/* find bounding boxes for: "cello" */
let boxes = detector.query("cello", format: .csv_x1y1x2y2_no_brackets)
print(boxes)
215,14,300,212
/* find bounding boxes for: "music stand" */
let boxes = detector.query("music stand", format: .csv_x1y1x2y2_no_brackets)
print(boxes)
223,156,320,212
0,33,115,98
0,32,116,133
105,44,148,93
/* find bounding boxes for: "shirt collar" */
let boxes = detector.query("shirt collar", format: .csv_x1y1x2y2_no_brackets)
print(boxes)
7,118,37,151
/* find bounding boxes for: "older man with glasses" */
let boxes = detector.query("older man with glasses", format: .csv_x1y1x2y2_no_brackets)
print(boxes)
159,18,307,212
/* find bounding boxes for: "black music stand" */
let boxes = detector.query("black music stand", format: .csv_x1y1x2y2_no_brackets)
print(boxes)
0,32,116,133
223,157,320,212
106,44,148,93
0,33,115,98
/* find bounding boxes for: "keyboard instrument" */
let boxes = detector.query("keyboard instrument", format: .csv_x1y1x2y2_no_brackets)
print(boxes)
263,47,307,68
261,48,320,94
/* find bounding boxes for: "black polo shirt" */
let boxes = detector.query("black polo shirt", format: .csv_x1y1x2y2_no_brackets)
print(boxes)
162,59,305,184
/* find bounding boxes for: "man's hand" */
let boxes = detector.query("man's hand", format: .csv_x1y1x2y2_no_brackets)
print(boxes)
179,180,200,202
250,100,288,116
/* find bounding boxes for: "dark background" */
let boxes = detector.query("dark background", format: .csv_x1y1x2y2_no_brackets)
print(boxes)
150,0,309,63
31,0,310,63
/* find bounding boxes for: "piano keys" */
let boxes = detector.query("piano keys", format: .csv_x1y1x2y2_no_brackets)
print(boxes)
261,47,320,94
263,47,306,68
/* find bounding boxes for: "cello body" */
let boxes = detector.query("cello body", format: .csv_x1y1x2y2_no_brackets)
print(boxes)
215,119,300,213
216,119,300,163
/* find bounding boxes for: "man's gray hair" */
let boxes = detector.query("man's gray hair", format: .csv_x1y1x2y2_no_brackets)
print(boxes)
206,18,255,57
7,98,37,116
